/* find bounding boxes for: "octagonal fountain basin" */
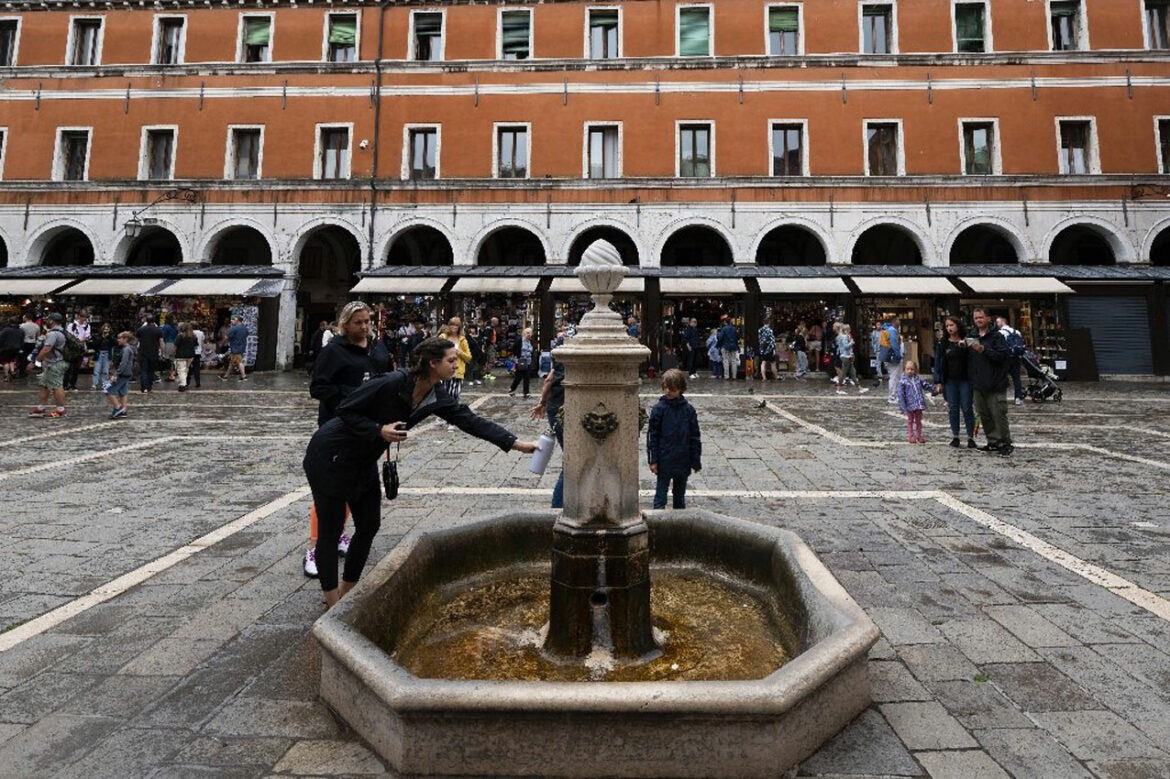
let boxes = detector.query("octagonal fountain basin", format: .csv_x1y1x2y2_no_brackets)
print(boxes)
313,509,879,778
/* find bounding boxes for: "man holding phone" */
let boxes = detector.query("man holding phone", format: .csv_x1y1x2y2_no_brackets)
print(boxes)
968,308,1013,456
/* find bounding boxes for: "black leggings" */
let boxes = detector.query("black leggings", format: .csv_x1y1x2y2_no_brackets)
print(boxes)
309,478,381,592
510,365,532,395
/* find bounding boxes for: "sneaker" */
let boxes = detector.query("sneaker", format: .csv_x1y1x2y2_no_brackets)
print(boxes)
950,437,960,448
917,437,926,444
44,408,67,419
109,409,121,419
1014,398,1024,405
303,547,319,578
886,398,898,404
859,387,871,394
967,439,977,449
978,443,1000,453
337,533,351,557
28,407,45,417
688,374,698,379
112,407,126,419
835,389,846,395
998,444,1014,456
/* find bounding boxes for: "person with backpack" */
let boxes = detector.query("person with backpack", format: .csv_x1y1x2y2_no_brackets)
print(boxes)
883,318,904,404
996,316,1026,405
64,311,91,390
29,312,70,418
717,315,739,381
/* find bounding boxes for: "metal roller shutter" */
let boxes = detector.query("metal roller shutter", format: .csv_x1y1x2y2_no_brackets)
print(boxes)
1067,296,1153,374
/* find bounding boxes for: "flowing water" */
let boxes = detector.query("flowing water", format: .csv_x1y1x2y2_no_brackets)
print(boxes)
389,570,799,682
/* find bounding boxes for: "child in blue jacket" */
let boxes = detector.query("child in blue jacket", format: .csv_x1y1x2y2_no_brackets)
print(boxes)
648,369,702,509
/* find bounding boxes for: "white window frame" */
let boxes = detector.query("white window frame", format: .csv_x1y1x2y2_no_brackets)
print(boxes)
582,121,623,179
767,119,810,176
138,125,179,181
314,123,353,180
492,122,532,180
150,14,187,65
862,118,905,176
1045,0,1089,52
0,126,8,181
236,12,275,64
674,120,716,177
858,1,897,55
52,126,93,181
224,124,265,180
950,0,993,53
409,9,446,62
322,10,362,63
1142,0,1170,50
1054,116,1100,174
401,123,442,180
498,7,533,60
65,16,104,66
957,117,1002,175
676,4,714,57
584,6,622,59
1156,114,1170,174
763,3,804,56
0,17,23,67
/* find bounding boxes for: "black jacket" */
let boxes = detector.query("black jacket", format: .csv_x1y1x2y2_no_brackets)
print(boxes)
933,339,971,384
682,325,699,350
310,338,386,427
0,325,23,352
303,370,516,491
647,395,701,476
968,326,1010,392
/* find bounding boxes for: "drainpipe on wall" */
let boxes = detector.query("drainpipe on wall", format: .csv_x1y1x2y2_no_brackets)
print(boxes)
367,1,392,270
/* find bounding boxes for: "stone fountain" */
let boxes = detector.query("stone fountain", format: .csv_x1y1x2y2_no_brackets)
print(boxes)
313,241,879,777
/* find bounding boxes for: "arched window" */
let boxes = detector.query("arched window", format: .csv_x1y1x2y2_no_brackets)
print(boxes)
661,226,732,267
851,225,922,265
210,226,272,266
126,227,182,266
949,225,1019,265
387,226,454,266
755,225,827,266
1049,225,1116,265
478,227,545,266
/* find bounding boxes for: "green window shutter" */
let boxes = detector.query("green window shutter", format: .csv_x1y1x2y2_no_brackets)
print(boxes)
955,5,984,50
679,8,710,56
501,11,530,57
769,8,799,33
244,17,271,46
328,16,357,45
1050,1,1078,17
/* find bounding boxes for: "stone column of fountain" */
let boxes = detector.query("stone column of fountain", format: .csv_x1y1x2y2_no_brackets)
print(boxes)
543,240,658,660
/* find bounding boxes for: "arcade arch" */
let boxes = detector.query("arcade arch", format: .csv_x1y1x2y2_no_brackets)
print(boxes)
1049,225,1116,265
755,225,828,266
386,225,454,266
949,225,1020,265
851,224,923,265
567,227,639,266
209,226,273,266
125,227,183,267
477,226,546,266
661,225,733,267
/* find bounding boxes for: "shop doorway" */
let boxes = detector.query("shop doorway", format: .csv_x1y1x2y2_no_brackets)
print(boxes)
949,225,1019,265
387,226,454,266
1150,228,1170,266
568,227,638,266
478,227,545,266
126,227,182,266
39,228,95,267
756,226,826,265
852,225,922,265
210,227,272,266
1049,226,1116,265
297,226,362,365
661,226,732,266
660,297,741,375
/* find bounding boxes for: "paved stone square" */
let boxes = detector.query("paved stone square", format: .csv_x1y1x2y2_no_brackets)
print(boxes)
1,372,1168,777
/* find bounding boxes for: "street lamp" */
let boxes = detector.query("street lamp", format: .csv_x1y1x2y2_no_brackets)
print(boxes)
122,188,200,239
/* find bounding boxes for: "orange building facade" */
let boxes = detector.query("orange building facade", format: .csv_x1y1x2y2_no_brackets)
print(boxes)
0,0,1168,374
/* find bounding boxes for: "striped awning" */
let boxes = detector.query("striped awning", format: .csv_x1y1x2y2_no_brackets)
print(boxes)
0,278,76,296
65,278,168,296
352,277,448,294
960,277,1075,295
850,276,960,295
658,278,746,295
756,277,850,294
452,277,540,294
548,277,645,294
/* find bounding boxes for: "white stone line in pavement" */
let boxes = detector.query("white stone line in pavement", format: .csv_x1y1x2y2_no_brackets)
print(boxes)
879,408,1170,439
1015,442,1170,471
932,492,1170,622
0,486,313,653
0,435,307,481
7,420,120,445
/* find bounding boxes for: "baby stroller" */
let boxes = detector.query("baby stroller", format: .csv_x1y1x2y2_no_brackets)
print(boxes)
1021,351,1062,403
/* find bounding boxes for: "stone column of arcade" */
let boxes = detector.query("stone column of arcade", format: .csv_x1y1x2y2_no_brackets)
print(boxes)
544,240,658,661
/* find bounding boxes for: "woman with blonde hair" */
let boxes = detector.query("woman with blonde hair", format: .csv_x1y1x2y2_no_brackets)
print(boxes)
302,300,385,578
441,317,472,401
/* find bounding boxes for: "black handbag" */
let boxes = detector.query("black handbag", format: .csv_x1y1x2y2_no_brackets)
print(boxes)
382,443,400,500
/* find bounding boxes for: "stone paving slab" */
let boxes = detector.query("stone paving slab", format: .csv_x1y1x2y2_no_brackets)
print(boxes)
1,376,1169,776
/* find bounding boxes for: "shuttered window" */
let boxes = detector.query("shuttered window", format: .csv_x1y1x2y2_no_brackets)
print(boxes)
327,14,357,62
413,13,443,61
588,10,619,59
1148,1,1170,49
679,124,711,177
242,16,271,62
1050,0,1080,50
1068,297,1153,375
866,123,899,175
955,3,986,52
768,7,799,54
861,5,891,54
501,10,531,60
678,7,711,57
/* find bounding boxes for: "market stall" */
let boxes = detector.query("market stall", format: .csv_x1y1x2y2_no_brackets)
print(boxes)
955,276,1073,374
852,275,961,373
658,277,748,373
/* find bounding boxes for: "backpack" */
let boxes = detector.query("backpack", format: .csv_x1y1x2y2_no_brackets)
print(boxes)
885,326,902,362
1004,329,1025,357
59,328,86,362
879,329,892,348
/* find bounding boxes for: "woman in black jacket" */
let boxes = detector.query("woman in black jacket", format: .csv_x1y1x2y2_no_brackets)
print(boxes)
304,336,540,609
932,315,976,449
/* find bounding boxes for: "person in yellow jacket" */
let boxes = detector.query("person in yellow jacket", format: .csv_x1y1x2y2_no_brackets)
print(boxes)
441,317,472,401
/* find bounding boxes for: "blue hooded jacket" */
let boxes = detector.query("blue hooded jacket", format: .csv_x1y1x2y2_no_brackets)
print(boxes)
647,395,702,477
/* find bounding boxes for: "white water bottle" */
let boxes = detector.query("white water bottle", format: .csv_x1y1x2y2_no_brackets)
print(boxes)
529,433,555,475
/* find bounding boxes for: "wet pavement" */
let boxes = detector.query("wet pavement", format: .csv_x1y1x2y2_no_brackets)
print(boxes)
0,370,1168,777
